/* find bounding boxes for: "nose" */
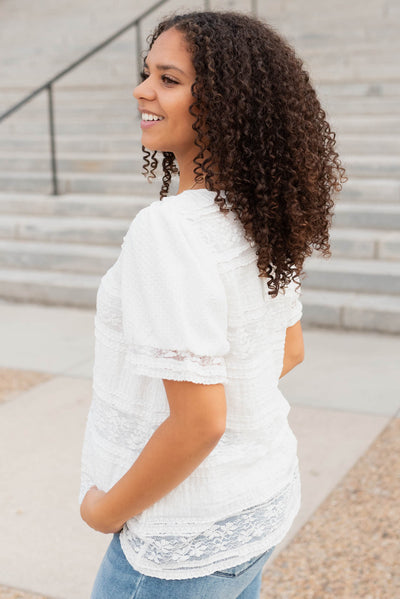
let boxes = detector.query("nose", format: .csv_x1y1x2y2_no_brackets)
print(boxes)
133,77,156,101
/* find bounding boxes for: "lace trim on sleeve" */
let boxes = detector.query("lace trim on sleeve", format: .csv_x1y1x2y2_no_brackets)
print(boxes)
126,343,228,384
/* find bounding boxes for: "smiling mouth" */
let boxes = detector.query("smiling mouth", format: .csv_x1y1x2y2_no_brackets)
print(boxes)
141,112,165,122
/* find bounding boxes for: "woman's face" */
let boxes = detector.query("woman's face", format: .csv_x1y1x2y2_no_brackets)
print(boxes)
133,28,197,162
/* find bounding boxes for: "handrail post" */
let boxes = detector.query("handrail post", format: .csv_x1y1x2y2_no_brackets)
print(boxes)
47,83,59,195
252,0,258,16
204,0,210,9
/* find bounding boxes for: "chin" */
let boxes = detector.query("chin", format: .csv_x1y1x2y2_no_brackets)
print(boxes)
142,140,171,153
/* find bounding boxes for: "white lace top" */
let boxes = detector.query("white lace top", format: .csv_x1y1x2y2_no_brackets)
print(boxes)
79,188,303,579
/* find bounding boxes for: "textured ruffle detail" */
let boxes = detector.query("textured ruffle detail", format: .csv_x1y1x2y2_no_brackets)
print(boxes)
119,469,300,579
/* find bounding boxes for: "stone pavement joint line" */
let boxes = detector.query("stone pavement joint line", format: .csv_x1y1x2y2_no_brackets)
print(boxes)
260,417,400,599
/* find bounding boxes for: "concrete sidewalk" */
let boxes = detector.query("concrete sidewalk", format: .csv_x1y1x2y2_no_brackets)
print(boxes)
0,300,399,599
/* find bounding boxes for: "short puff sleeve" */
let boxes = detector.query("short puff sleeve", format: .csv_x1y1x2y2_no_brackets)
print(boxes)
120,203,230,384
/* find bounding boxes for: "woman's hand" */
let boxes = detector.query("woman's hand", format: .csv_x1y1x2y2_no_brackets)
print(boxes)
80,486,125,534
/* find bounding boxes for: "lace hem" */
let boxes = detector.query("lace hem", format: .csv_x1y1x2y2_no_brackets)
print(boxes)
125,343,227,384
120,470,300,579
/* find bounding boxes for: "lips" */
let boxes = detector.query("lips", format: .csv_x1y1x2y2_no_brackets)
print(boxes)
140,118,164,130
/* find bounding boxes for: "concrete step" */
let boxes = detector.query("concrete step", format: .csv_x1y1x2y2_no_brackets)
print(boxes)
304,257,400,295
303,61,400,84
0,134,141,153
0,192,150,217
316,81,400,97
0,197,399,258
0,171,160,195
0,266,398,333
0,93,135,116
334,203,400,229
1,170,399,203
0,239,119,273
336,135,400,155
330,228,400,261
323,97,400,116
11,79,393,101
0,152,144,174
332,116,400,135
340,179,400,204
301,288,400,334
342,155,400,179
2,153,400,179
303,47,400,68
3,84,400,121
1,225,398,274
0,268,99,308
301,40,400,58
3,94,400,118
269,7,398,27
3,114,400,138
0,119,139,135
1,102,137,118
3,133,400,155
0,214,132,245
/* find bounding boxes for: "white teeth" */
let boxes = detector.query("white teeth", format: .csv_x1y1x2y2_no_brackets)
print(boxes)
142,113,164,121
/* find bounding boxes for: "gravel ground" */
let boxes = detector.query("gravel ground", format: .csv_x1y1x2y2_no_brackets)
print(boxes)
0,368,52,403
0,587,52,599
261,416,400,599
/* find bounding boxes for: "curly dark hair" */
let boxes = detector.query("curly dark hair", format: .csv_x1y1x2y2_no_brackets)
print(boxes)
141,11,346,297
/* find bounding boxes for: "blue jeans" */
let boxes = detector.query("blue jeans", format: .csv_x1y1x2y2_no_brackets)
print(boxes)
91,532,275,599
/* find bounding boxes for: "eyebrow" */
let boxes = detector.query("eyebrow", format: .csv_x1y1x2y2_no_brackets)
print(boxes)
143,60,186,76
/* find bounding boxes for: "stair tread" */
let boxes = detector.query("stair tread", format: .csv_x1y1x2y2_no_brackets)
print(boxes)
302,288,400,311
306,256,400,273
0,267,398,310
331,228,400,238
0,171,152,181
0,267,100,285
0,151,143,159
0,191,144,201
0,214,132,226
0,238,121,256
335,203,400,213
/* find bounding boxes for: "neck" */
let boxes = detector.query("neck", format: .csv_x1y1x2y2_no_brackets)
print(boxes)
175,151,206,194
177,168,205,194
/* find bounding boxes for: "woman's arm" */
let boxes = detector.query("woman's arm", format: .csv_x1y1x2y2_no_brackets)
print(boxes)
80,380,226,534
280,320,304,378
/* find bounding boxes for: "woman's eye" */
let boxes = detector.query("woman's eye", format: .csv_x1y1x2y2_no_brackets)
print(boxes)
162,75,178,85
139,71,178,85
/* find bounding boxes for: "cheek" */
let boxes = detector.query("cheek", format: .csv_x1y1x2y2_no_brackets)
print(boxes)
170,92,195,123
169,100,196,139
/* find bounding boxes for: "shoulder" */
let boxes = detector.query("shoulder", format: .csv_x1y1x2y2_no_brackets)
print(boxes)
132,198,177,225
123,196,220,268
124,198,183,245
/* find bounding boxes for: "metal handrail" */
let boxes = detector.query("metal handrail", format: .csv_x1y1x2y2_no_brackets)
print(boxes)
0,0,258,195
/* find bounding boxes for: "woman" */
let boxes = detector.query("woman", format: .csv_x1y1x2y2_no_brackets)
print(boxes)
79,10,345,599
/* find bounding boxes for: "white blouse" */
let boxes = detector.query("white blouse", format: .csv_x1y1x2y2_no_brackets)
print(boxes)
79,188,303,579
